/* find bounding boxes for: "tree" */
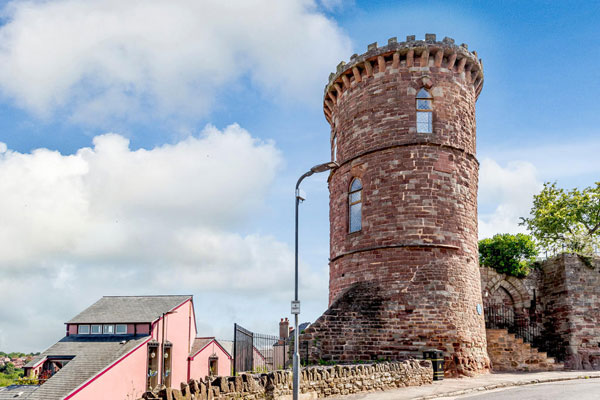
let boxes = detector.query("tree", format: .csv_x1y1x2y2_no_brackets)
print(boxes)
479,233,538,277
520,182,600,255
0,362,15,375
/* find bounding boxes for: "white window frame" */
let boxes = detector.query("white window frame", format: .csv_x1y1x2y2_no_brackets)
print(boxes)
78,325,90,335
103,324,115,334
115,324,127,335
90,324,102,334
349,178,363,233
416,88,433,133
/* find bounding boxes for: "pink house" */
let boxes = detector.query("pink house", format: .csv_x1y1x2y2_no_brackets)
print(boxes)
21,295,228,400
188,337,232,379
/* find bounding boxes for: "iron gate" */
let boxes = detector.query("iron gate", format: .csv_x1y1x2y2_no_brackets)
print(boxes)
484,304,540,344
233,323,290,374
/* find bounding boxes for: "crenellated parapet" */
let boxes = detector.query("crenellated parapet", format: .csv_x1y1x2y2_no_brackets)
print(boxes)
323,34,484,124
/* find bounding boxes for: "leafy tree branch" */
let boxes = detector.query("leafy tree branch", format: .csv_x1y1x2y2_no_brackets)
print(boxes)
520,182,600,256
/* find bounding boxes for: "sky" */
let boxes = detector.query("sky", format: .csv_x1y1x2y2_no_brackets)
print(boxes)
0,0,598,353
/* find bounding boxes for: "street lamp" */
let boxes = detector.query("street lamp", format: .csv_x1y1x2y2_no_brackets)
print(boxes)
293,160,338,400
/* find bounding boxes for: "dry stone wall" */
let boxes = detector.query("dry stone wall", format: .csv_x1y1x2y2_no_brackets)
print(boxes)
138,361,432,400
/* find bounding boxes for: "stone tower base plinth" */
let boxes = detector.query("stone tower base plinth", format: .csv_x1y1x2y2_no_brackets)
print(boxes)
300,279,490,377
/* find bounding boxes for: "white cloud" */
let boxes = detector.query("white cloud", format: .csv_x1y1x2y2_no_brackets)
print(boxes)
477,135,600,240
0,0,352,125
0,124,328,351
478,158,543,240
0,124,281,265
480,136,600,183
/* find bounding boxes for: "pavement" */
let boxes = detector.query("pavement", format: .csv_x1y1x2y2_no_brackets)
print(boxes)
329,370,600,400
446,379,600,399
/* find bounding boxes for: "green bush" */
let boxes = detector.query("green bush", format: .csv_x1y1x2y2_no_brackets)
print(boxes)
479,233,538,277
0,363,24,387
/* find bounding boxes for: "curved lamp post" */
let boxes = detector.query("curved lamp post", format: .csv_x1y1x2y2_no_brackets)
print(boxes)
293,161,338,400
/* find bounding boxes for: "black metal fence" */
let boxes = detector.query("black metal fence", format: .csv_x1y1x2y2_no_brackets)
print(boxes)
232,323,312,374
233,323,290,374
484,304,567,360
484,304,540,344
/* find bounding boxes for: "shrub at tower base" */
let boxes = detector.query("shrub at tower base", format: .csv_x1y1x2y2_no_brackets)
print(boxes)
300,34,490,376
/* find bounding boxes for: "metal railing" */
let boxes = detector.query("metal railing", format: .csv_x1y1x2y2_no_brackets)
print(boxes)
536,246,600,261
484,303,567,360
484,304,540,345
233,323,290,374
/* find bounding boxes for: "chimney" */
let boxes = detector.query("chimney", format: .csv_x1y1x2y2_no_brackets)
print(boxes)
279,318,289,339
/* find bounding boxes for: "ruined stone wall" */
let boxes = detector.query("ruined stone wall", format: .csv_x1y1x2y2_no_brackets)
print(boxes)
139,360,432,400
541,254,600,369
480,254,600,370
304,34,488,377
480,266,539,311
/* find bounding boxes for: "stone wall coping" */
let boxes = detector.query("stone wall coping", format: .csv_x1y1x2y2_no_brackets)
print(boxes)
140,360,433,400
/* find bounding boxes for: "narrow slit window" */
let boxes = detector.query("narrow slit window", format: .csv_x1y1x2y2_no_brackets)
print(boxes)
332,134,337,161
416,88,433,133
349,178,362,233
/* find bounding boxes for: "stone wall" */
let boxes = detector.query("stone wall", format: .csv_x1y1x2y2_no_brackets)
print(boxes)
300,280,489,377
480,254,600,370
138,360,432,400
541,254,600,369
486,329,560,372
480,266,539,310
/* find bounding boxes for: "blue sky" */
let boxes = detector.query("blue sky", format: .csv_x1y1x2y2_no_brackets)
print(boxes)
0,0,598,352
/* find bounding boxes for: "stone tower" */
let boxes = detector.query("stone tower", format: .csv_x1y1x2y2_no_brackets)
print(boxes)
300,34,489,376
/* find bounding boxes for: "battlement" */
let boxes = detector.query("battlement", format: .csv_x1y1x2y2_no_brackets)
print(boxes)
323,34,484,124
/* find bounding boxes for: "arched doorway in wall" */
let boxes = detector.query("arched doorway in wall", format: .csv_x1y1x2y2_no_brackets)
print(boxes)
483,271,532,311
482,272,538,343
484,284,517,330
487,285,515,308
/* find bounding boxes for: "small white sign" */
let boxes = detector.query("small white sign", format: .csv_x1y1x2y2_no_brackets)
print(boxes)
291,300,301,315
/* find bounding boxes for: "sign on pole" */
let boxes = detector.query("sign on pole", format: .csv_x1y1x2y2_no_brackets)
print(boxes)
291,300,301,315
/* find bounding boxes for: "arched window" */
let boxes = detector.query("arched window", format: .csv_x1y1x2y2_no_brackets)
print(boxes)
349,178,362,233
332,134,337,161
416,88,433,133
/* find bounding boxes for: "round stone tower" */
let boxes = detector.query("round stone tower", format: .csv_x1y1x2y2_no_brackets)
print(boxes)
300,34,489,376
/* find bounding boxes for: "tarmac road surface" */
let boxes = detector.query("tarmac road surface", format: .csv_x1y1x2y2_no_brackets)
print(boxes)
329,372,600,400
447,378,600,399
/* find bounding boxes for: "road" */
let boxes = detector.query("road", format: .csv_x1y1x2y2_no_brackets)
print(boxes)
446,379,600,399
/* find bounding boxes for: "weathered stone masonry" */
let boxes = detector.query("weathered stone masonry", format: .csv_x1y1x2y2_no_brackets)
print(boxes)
301,34,489,376
481,254,600,370
486,329,560,372
139,360,432,400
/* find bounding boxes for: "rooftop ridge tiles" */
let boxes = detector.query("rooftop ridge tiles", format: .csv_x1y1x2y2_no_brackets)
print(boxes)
67,295,192,324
